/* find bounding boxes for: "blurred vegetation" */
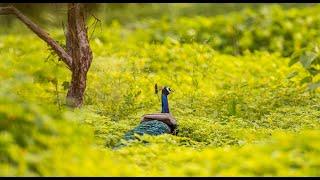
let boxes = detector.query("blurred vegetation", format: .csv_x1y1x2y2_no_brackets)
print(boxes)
1,3,320,176
0,3,314,27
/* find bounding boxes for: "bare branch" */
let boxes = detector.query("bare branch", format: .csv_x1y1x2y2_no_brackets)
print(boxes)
88,13,102,41
0,6,73,69
0,6,14,15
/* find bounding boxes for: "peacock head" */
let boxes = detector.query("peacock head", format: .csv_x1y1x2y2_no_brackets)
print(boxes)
155,84,174,96
161,86,173,96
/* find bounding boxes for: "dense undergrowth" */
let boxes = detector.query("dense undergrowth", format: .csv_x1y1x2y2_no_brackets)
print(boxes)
1,4,320,176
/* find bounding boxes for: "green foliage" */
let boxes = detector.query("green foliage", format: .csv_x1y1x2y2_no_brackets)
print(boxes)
289,44,320,91
118,4,320,57
1,4,320,176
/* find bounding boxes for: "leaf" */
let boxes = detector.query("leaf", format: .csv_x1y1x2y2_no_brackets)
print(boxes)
299,51,317,68
307,67,320,76
286,71,298,79
62,81,70,90
33,70,49,84
308,81,320,91
288,51,301,67
300,76,312,85
227,99,237,116
50,78,57,84
314,44,320,54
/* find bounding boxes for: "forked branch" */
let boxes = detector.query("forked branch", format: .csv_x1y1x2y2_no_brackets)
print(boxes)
0,6,73,69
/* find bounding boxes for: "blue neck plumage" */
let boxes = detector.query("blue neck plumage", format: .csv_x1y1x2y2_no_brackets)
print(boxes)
161,94,169,113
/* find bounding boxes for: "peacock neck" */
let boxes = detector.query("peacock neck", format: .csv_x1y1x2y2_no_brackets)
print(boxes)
161,94,169,113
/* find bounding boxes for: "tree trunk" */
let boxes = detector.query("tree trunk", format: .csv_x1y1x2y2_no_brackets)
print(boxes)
66,3,93,108
66,69,88,108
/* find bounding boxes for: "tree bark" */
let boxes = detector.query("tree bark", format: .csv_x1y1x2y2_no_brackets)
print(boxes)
65,3,93,108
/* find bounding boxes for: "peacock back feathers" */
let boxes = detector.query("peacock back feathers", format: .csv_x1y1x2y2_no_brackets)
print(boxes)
124,120,171,140
114,120,171,149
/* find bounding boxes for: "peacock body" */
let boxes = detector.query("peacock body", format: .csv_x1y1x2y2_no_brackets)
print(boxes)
123,120,171,141
113,86,177,149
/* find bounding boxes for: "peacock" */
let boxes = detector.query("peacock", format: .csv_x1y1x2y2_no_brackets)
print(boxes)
114,85,178,148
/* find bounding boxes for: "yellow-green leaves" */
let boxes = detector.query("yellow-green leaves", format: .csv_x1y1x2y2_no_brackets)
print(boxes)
300,51,318,69
289,47,320,91
1,4,320,176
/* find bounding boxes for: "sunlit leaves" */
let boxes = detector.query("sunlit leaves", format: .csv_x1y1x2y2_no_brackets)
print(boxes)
286,71,298,79
299,51,317,69
308,81,320,92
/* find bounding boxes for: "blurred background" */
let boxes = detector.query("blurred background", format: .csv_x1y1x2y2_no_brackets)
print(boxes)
0,3,315,27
